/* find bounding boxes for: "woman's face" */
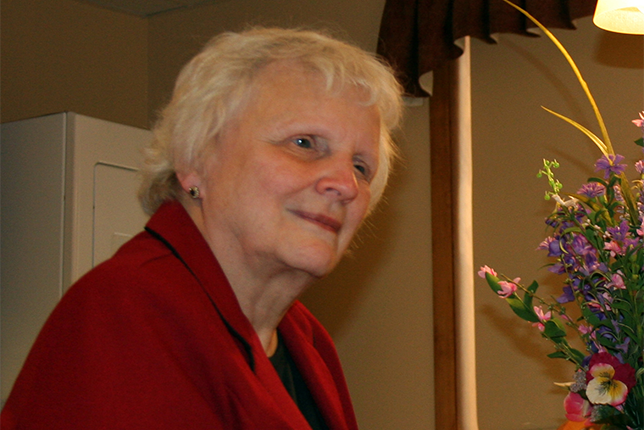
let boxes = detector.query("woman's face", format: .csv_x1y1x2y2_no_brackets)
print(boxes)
191,61,381,279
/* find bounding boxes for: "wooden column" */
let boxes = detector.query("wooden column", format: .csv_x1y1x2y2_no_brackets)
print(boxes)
430,60,458,430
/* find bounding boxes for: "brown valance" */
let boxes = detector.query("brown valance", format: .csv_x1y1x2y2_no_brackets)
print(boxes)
377,0,598,97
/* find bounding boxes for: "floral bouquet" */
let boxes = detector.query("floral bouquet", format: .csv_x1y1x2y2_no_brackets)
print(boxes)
479,2,644,429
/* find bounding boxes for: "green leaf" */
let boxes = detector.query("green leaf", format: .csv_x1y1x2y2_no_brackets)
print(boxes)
569,349,586,365
523,280,539,310
485,272,502,294
582,306,601,326
590,404,624,424
543,320,566,340
506,297,539,322
596,334,618,350
546,348,586,365
620,325,637,340
547,351,568,360
611,300,632,312
635,137,643,147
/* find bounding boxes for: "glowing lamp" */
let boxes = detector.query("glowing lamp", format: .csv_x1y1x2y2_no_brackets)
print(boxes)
593,0,644,34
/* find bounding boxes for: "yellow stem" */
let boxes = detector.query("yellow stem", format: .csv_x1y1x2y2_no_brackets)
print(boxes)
503,0,614,155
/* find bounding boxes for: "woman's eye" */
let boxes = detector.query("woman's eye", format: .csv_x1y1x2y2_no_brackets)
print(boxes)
294,137,313,149
354,163,369,179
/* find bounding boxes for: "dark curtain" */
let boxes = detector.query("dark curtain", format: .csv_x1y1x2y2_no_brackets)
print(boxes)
377,0,598,96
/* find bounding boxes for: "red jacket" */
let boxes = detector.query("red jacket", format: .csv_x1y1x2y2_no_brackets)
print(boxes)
2,201,358,430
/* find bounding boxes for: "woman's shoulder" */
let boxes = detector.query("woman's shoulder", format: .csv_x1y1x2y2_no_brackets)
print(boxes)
63,230,197,310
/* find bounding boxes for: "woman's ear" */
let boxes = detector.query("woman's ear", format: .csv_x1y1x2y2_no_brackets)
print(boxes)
176,171,203,199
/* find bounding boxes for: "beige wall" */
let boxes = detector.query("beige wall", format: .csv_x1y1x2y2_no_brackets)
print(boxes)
145,0,390,124
472,17,643,430
1,0,149,128
2,1,435,429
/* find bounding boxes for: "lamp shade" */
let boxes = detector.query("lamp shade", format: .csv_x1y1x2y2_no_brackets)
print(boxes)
593,0,644,34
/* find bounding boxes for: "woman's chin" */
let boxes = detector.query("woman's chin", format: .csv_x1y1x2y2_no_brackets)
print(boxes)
281,244,342,279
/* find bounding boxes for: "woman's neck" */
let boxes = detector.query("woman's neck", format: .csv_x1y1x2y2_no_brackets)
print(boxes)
180,197,316,354
223,260,313,353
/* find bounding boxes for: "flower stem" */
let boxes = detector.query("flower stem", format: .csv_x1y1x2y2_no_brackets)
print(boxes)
503,0,613,154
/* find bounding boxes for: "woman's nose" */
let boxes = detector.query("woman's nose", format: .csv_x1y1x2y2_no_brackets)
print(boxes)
315,159,360,202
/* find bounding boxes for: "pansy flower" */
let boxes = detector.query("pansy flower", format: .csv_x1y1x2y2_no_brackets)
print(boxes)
585,352,636,406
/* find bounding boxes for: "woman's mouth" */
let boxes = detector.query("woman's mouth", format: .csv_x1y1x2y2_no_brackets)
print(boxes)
292,211,342,233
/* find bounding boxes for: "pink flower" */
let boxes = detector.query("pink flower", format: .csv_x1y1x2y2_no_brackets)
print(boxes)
609,273,626,290
478,265,497,278
532,306,552,332
604,240,623,257
564,391,593,423
535,306,552,322
633,111,644,133
636,160,644,175
638,219,644,237
585,352,636,407
496,278,519,298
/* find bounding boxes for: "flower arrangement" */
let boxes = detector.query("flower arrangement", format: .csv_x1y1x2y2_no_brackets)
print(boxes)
479,2,644,429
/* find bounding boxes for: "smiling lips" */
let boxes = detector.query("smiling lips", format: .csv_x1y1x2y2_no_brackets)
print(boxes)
293,211,342,233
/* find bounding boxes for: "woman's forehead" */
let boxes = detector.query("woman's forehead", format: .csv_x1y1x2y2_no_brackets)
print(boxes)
250,59,373,105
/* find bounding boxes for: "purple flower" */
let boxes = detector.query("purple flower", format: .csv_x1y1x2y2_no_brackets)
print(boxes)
624,237,639,249
538,236,562,257
607,219,630,241
582,252,600,273
557,286,575,303
577,182,605,198
571,234,593,256
595,154,627,179
615,337,630,359
549,262,566,275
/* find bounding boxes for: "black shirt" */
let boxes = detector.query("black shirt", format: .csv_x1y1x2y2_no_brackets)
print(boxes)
270,332,329,430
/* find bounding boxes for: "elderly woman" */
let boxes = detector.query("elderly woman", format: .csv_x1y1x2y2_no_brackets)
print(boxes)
1,28,403,429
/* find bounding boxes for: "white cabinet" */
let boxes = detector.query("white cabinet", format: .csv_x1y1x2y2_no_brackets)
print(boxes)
1,112,153,403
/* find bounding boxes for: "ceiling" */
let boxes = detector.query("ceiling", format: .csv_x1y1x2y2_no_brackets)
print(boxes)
78,0,221,17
